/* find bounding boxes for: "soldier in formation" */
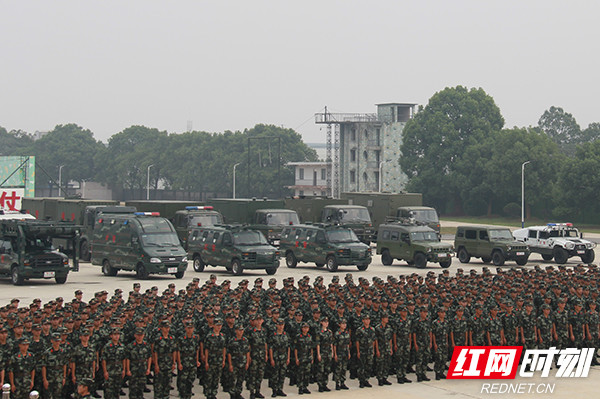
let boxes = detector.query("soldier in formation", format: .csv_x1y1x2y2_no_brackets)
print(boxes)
0,264,600,398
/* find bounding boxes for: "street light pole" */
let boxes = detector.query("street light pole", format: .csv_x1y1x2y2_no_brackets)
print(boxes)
147,164,154,200
521,161,530,228
233,163,241,199
58,165,64,195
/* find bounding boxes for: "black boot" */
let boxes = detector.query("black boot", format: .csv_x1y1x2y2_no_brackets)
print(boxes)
397,377,404,384
335,383,341,391
323,385,330,392
340,383,349,390
383,379,392,385
364,381,372,388
277,390,287,397
272,390,277,398
256,392,265,399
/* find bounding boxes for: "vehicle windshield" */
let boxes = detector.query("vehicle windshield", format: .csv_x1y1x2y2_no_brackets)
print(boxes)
339,208,371,223
233,231,268,245
138,218,174,233
326,229,360,243
140,233,180,247
548,229,579,238
489,229,513,240
25,237,54,251
266,212,300,226
189,214,222,227
409,231,439,242
412,210,439,223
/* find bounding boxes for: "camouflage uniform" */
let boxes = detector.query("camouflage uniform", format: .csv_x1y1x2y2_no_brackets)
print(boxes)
470,313,487,346
227,334,250,399
374,321,393,384
153,334,176,399
10,350,35,399
536,313,554,349
126,339,151,399
204,330,226,399
355,323,375,386
519,309,537,351
412,316,431,381
247,327,267,396
487,315,503,346
268,330,289,394
431,318,449,378
394,315,412,382
177,333,199,399
332,328,350,388
71,342,96,384
294,331,313,392
553,307,570,348
43,345,68,399
101,340,125,399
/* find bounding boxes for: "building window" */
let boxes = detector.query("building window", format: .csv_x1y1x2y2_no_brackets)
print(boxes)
363,151,368,161
321,191,326,196
350,149,356,162
321,168,326,180
299,168,304,179
351,129,356,141
299,190,304,196
374,171,379,191
363,172,368,182
364,129,369,138
375,150,380,163
350,170,356,183
376,128,381,145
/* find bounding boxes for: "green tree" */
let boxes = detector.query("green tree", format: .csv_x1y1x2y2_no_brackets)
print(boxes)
400,86,504,213
538,106,582,153
30,124,104,189
582,122,600,143
0,126,34,156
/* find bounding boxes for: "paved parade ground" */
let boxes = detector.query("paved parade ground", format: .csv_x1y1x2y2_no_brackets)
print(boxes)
2,221,600,398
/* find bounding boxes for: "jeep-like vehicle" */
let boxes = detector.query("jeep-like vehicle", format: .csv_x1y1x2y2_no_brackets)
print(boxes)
513,223,596,264
280,224,371,272
0,219,80,285
454,226,530,266
188,225,280,275
321,205,373,244
376,223,453,268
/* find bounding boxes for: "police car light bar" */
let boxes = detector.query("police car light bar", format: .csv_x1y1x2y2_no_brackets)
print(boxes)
134,212,160,216
547,222,573,228
185,206,214,211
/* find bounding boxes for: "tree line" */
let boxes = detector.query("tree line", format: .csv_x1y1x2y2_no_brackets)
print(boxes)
400,86,600,223
0,124,318,199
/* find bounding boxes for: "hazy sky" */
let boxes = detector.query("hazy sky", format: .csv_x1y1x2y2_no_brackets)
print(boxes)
2,0,598,143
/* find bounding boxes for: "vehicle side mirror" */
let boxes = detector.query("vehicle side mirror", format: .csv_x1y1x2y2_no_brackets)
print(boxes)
580,233,584,239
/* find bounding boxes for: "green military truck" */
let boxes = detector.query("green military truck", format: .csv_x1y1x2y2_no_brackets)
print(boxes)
454,225,530,266
284,197,347,223
321,205,373,244
187,225,280,275
280,224,371,272
391,206,441,234
21,197,126,261
0,219,80,285
376,222,453,268
207,198,298,246
341,192,423,232
171,206,224,249
91,212,187,279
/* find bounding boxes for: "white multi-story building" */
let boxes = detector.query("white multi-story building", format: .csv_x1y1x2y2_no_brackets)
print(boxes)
286,162,329,197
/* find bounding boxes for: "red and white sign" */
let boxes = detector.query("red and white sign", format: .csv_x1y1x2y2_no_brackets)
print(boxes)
0,188,24,211
448,346,523,379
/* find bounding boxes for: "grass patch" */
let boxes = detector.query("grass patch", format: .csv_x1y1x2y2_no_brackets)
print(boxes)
441,216,600,234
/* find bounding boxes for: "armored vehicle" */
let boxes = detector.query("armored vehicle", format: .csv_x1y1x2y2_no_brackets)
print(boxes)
91,212,187,279
280,224,371,272
513,223,595,264
252,209,300,246
188,225,280,275
321,205,373,244
172,206,224,249
393,206,440,233
0,218,80,285
376,223,453,268
454,225,530,266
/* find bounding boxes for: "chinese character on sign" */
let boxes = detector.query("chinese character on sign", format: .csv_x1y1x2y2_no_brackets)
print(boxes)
448,347,522,379
0,190,22,211
521,347,594,378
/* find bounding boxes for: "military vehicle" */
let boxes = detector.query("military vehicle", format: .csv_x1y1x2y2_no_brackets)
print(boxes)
0,218,80,285
91,212,187,279
321,205,373,244
280,224,371,272
391,206,440,233
171,206,224,249
124,200,203,220
187,225,280,275
513,223,595,264
376,222,453,268
454,225,530,266
284,197,347,223
207,198,297,246
20,198,130,260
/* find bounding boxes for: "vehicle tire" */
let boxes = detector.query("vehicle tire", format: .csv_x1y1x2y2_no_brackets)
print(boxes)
285,252,297,268
458,248,471,264
381,249,393,266
136,263,149,280
55,275,67,284
231,259,243,275
581,250,595,264
266,268,277,275
492,250,505,266
553,247,568,264
439,259,452,268
481,256,492,264
11,266,24,286
326,255,338,272
315,263,324,268
101,260,117,276
541,254,553,261
516,257,528,266
357,264,369,271
174,271,185,279
80,240,91,262
414,253,427,269
193,255,205,272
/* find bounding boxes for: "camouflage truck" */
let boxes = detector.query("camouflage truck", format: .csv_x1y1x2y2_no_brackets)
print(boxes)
21,198,128,260
321,205,374,244
0,218,80,285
